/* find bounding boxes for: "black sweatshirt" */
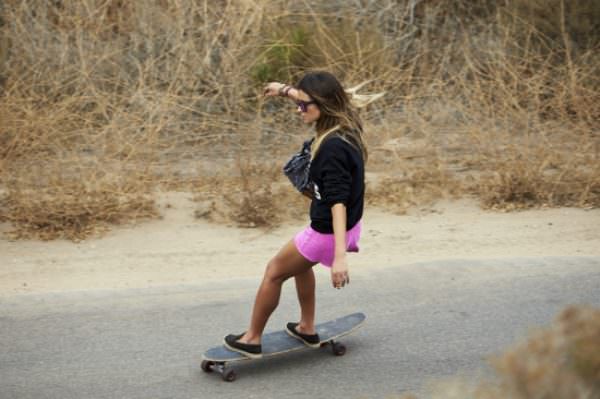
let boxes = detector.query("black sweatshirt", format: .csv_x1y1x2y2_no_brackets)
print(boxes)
308,134,365,234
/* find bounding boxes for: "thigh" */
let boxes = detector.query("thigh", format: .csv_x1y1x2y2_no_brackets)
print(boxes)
266,239,317,282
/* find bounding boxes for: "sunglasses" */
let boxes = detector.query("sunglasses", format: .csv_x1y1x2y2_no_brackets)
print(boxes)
295,100,316,113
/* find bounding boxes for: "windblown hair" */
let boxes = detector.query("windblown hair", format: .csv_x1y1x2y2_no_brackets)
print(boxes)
296,71,384,162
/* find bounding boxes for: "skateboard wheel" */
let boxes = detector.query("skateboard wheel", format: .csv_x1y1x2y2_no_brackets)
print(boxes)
332,343,346,356
201,360,214,373
223,370,236,382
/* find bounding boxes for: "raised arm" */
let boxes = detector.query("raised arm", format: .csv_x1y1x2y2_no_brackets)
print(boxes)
263,82,301,101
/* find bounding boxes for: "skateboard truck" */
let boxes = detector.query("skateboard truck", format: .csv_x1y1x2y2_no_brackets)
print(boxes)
326,339,346,356
201,360,236,382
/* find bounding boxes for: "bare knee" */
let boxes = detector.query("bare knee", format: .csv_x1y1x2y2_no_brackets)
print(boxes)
264,258,290,285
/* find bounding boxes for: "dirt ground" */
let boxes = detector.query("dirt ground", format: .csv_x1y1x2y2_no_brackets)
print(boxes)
1,192,598,297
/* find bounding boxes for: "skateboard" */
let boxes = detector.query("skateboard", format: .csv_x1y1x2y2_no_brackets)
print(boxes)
201,312,366,382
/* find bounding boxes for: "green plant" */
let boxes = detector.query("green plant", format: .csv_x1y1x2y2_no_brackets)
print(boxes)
251,26,310,84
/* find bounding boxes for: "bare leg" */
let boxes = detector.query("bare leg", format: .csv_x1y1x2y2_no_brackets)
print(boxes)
294,268,317,335
238,239,316,344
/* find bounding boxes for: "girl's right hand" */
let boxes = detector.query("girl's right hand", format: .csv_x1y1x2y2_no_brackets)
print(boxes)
263,82,285,97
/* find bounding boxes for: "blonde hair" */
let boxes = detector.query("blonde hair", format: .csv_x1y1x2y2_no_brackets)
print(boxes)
306,79,385,161
310,124,341,160
345,81,386,108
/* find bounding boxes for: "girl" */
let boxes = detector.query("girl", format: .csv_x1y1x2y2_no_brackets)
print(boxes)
224,71,371,358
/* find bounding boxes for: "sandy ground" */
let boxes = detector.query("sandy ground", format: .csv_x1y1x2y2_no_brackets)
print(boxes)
1,193,599,297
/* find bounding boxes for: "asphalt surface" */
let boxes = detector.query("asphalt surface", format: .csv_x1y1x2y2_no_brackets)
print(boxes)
1,256,599,399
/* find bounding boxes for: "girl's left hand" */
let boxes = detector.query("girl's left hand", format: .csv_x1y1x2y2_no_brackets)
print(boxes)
331,255,350,289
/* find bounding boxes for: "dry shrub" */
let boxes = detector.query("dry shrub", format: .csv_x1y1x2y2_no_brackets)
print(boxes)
476,157,600,211
489,305,600,398
460,118,599,210
0,164,158,241
224,160,283,228
402,305,600,399
1,0,598,239
193,158,307,229
501,0,600,52
367,162,461,214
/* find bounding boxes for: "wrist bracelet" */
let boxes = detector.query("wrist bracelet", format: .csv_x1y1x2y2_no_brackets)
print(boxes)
279,85,292,97
278,85,287,96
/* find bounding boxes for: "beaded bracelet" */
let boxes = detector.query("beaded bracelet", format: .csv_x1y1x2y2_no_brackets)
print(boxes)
279,85,293,97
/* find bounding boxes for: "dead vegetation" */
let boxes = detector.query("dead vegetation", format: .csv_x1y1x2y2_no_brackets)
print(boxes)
0,163,158,241
192,160,307,229
0,0,598,240
401,305,600,399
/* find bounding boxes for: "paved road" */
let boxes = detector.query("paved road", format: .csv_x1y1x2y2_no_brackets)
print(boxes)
1,257,599,399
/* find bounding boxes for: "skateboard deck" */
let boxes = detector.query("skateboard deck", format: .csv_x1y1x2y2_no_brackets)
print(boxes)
201,312,365,381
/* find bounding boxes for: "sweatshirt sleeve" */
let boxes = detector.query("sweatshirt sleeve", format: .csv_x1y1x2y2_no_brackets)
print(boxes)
318,139,353,206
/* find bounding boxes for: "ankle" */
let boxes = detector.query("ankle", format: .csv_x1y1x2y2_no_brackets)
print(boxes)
240,331,261,345
297,323,316,335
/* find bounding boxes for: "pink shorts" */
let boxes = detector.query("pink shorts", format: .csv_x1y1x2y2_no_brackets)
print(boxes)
294,221,362,267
